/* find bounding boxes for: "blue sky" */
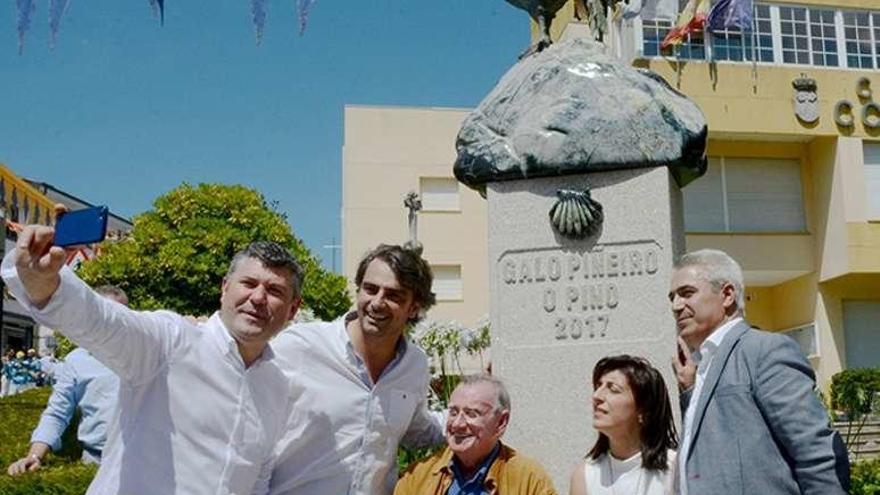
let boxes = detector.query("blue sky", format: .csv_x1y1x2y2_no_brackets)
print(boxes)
2,0,527,271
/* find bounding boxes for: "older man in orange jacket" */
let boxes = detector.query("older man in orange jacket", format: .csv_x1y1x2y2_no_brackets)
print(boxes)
394,374,557,495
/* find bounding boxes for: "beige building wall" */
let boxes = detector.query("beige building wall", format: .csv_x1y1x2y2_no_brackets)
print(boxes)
343,106,489,328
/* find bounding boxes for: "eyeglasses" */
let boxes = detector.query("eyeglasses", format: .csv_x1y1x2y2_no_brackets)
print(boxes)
447,406,498,423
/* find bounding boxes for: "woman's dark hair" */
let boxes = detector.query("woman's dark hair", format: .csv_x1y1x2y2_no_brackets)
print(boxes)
586,354,678,471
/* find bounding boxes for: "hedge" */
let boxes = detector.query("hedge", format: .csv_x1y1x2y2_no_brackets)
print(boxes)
853,458,880,495
0,388,95,494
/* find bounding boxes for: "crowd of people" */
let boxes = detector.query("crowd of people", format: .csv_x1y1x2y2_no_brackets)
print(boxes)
0,217,853,495
1,347,57,397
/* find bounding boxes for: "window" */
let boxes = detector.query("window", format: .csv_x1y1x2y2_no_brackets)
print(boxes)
783,323,818,358
864,142,880,219
779,6,838,67
642,19,672,58
843,11,876,69
642,19,706,59
843,301,880,368
640,3,880,69
683,157,806,233
676,33,707,60
681,159,725,231
419,177,460,212
431,265,462,301
875,13,880,68
711,4,774,62
779,6,811,66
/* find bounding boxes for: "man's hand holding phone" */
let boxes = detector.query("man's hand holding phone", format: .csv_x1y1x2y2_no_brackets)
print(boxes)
14,223,66,309
53,206,108,247
13,205,108,309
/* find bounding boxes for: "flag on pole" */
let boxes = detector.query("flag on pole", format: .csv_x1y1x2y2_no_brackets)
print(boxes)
623,0,677,21
707,0,754,32
661,0,710,48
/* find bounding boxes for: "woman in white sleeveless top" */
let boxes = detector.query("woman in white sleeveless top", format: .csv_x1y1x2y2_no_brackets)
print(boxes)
569,355,678,495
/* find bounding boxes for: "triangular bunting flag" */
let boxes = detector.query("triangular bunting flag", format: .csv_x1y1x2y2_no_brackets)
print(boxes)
16,0,36,54
48,0,71,50
297,0,317,36
251,0,267,44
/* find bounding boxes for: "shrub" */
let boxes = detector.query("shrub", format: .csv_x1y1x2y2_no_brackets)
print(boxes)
831,368,880,419
831,368,880,459
852,459,880,495
0,464,97,495
0,388,94,494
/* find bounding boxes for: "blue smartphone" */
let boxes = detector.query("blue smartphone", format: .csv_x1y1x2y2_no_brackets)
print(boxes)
54,206,109,247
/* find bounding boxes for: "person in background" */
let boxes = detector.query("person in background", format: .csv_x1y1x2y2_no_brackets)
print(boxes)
24,348,41,379
7,350,38,395
569,355,678,495
38,351,59,386
7,285,128,476
1,348,14,397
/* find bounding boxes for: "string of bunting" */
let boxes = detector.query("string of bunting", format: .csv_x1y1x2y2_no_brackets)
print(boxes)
13,0,318,54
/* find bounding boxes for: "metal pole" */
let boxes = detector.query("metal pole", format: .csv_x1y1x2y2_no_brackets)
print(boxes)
323,237,342,274
0,205,6,355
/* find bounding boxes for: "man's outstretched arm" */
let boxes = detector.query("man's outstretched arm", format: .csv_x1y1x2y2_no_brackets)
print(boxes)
2,225,183,385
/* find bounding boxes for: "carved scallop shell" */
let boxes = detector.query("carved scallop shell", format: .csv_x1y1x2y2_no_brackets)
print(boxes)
549,189,603,239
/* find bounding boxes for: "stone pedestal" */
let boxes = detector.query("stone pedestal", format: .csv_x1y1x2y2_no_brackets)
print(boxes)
487,166,684,491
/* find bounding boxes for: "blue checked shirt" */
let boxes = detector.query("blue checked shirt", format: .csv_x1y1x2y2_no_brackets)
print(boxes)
31,348,119,458
448,442,502,495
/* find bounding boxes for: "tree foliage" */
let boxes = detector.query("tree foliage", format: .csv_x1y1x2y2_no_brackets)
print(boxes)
78,183,350,320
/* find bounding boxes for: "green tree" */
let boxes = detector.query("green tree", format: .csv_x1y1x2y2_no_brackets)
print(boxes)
77,183,350,320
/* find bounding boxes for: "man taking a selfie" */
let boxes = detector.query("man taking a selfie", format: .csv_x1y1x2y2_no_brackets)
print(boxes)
3,221,303,495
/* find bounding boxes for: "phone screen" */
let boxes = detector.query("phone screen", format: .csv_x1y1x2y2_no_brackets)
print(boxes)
54,206,109,247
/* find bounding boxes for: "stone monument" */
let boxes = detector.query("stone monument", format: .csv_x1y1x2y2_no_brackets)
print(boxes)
454,37,707,490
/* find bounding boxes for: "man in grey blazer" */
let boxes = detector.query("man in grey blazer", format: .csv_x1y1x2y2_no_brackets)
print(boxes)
669,249,849,495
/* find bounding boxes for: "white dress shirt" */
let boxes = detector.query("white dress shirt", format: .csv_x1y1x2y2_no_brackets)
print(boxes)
2,253,292,495
678,316,743,495
268,315,445,495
